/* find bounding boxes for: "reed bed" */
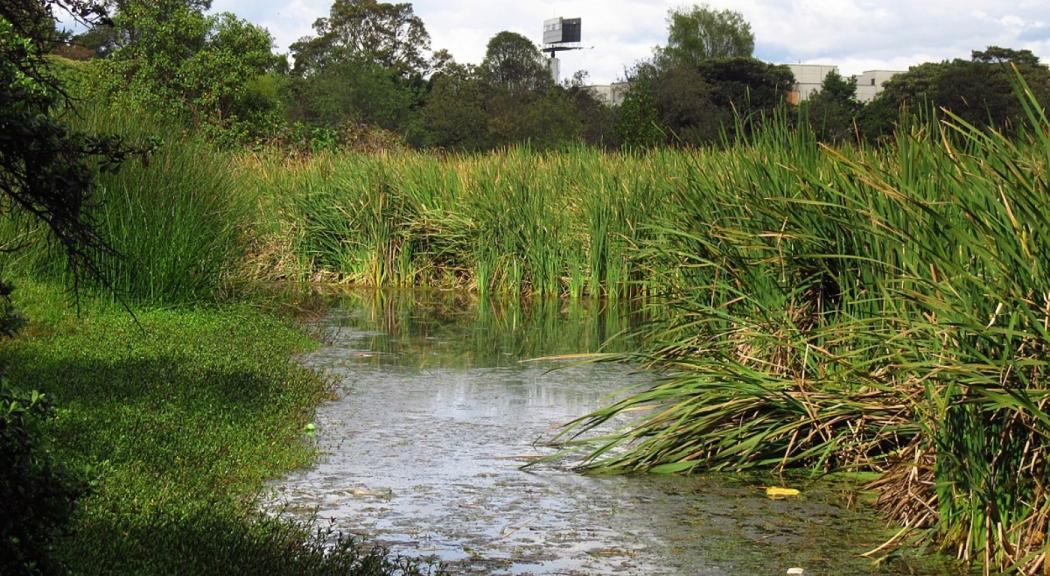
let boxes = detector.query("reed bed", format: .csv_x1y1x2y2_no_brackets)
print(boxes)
558,82,1050,574
241,100,1048,570
237,147,687,298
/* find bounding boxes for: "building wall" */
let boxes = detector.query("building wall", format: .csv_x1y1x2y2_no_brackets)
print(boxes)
586,82,630,107
787,64,903,103
856,70,903,103
788,64,838,101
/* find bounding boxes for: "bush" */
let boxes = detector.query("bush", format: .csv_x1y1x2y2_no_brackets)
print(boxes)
0,384,86,576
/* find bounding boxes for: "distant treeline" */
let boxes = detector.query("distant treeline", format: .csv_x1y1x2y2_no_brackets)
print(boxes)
53,0,1050,151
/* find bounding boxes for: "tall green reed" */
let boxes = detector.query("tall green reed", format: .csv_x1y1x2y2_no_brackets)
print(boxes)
0,108,254,304
557,76,1050,574
245,146,673,298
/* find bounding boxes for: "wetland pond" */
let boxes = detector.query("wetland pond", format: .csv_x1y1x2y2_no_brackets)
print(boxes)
269,292,956,576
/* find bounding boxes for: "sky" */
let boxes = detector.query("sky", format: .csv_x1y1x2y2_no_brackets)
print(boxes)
210,0,1050,83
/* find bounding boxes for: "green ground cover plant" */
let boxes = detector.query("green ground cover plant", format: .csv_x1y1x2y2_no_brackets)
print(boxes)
0,283,437,576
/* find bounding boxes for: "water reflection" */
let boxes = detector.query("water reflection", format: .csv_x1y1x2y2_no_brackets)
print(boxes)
271,291,956,575
312,291,642,368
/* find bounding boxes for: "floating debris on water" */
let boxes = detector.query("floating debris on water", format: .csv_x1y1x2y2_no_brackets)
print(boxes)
766,486,802,499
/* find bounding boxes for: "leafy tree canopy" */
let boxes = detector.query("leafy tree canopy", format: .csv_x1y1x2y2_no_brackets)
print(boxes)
414,61,488,150
648,65,718,145
870,46,1050,132
655,4,754,69
288,56,419,131
622,56,792,147
814,69,858,105
480,31,552,94
695,57,794,114
802,70,860,142
99,0,281,129
290,0,430,78
972,46,1040,66
617,79,664,149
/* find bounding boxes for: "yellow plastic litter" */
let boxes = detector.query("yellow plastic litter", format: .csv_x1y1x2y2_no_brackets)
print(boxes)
766,486,801,499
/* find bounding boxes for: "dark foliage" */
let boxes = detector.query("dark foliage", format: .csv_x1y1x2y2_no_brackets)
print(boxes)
0,384,87,576
620,57,795,147
1,0,143,293
800,70,860,143
859,46,1050,139
0,3,142,574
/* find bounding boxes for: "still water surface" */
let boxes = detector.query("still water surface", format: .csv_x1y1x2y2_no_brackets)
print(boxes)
270,292,953,575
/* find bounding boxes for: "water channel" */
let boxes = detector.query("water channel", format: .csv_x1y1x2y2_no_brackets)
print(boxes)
270,291,956,575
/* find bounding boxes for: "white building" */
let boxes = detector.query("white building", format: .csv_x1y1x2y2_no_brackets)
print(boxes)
786,64,903,104
855,70,902,103
586,82,631,107
787,64,839,103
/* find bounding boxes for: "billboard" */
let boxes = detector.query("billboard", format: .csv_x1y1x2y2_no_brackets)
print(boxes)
543,17,581,45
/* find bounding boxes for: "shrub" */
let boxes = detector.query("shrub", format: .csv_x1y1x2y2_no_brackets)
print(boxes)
0,384,86,576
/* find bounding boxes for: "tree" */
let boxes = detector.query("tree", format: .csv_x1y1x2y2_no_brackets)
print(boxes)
485,89,582,149
696,57,794,127
619,57,792,147
617,80,664,148
290,0,430,78
416,47,592,151
286,0,429,135
475,32,589,150
288,56,419,131
622,4,776,146
803,70,860,142
815,69,858,104
656,4,754,69
480,31,552,94
648,64,720,145
861,46,1050,138
415,62,489,150
972,46,1040,66
99,0,281,131
565,82,618,147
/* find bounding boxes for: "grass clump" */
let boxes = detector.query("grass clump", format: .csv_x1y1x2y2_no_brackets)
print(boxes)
557,80,1050,573
0,285,437,575
240,146,676,297
1,109,254,305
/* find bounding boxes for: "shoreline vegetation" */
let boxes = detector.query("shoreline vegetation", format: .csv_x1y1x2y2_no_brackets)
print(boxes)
4,58,1047,576
1,283,442,576
6,81,1047,572
4,2,1048,575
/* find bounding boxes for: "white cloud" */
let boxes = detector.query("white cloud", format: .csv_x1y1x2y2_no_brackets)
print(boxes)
211,0,1050,81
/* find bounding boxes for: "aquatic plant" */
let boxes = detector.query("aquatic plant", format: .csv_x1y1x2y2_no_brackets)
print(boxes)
559,74,1050,574
239,145,676,298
